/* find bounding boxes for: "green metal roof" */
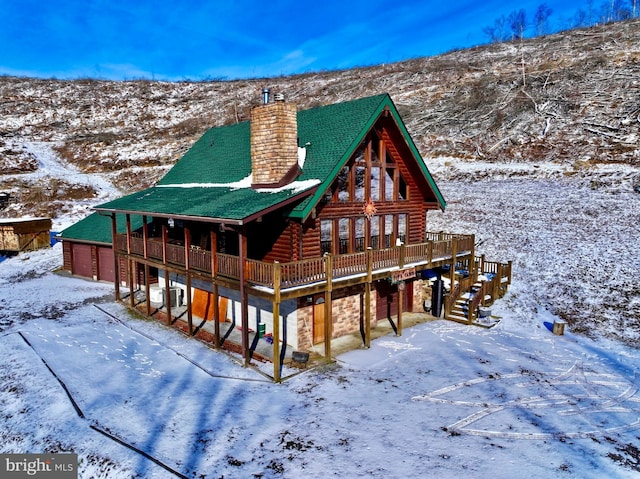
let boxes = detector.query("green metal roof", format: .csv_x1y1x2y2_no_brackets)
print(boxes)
58,213,148,244
94,93,445,223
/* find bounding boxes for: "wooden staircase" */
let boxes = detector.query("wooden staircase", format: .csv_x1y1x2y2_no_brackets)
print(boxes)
444,257,512,328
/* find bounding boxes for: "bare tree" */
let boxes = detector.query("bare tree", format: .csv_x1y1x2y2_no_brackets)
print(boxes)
508,9,527,40
534,4,553,35
483,15,508,43
603,0,632,22
573,9,589,27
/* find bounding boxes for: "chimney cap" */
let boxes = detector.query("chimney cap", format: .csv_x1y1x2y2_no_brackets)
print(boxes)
261,87,270,104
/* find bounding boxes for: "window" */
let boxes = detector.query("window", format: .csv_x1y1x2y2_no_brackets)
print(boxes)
338,218,350,254
354,165,366,201
384,215,394,248
321,220,332,255
370,216,380,250
337,166,349,202
384,167,395,201
355,217,366,252
398,175,407,200
370,166,381,201
320,135,412,255
398,214,407,243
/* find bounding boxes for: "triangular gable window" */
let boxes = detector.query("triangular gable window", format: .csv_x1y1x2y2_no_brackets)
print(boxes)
333,135,406,204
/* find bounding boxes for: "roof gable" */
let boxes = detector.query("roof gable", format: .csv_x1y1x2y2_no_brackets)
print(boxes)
291,94,446,218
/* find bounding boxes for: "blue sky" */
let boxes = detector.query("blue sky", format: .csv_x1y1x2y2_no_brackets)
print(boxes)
1,0,591,81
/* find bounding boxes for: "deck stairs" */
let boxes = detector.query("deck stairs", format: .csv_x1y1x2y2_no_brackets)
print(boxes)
447,280,497,326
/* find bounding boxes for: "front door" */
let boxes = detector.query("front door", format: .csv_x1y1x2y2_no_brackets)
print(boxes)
313,296,325,344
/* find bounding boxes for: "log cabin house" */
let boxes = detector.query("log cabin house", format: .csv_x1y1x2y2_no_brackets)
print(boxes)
65,92,510,381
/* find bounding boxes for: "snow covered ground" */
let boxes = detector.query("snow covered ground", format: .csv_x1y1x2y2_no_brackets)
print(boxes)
1,154,639,478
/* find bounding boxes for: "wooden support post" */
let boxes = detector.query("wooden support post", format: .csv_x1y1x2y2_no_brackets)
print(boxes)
211,229,220,348
143,216,150,316
164,267,172,326
110,214,120,301
144,264,151,316
273,262,282,382
239,228,249,366
126,214,135,309
470,234,476,281
364,248,373,348
397,242,404,335
184,227,193,335
324,254,333,359
448,238,457,318
162,224,171,326
397,282,404,336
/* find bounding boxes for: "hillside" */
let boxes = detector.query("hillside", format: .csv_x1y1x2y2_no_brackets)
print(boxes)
1,19,639,219
0,20,639,348
1,20,640,478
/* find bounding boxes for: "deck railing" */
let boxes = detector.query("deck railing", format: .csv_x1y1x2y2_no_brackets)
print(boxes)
115,232,492,291
333,251,368,279
280,257,326,288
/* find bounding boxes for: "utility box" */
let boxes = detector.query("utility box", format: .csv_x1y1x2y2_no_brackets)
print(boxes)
164,287,181,307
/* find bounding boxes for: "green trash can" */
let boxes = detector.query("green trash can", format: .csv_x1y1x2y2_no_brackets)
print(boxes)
258,323,266,338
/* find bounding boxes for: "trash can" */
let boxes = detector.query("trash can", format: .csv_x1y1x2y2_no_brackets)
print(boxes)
431,279,445,318
258,323,266,338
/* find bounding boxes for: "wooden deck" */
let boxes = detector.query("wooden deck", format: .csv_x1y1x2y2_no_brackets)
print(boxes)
114,232,507,298
114,230,511,382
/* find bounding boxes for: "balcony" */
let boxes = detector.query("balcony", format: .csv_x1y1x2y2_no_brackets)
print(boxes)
114,232,505,293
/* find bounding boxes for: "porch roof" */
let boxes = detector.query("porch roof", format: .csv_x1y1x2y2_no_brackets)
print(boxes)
94,93,445,223
58,212,149,244
94,182,317,225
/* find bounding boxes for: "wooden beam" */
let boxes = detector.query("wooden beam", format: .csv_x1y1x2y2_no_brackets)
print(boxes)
447,238,457,318
324,254,333,359
364,248,372,348
184,226,193,335
397,282,404,336
144,264,151,317
126,214,135,309
110,214,120,301
239,227,249,366
273,262,282,382
143,216,151,317
211,228,220,348
162,224,172,326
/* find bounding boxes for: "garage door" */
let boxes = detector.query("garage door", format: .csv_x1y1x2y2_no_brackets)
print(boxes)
72,243,93,279
97,246,114,282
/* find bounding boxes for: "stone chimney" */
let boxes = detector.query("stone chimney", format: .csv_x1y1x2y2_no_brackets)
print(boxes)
250,90,299,188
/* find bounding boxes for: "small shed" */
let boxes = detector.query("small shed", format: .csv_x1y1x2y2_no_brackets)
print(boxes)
0,192,10,210
0,217,52,252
